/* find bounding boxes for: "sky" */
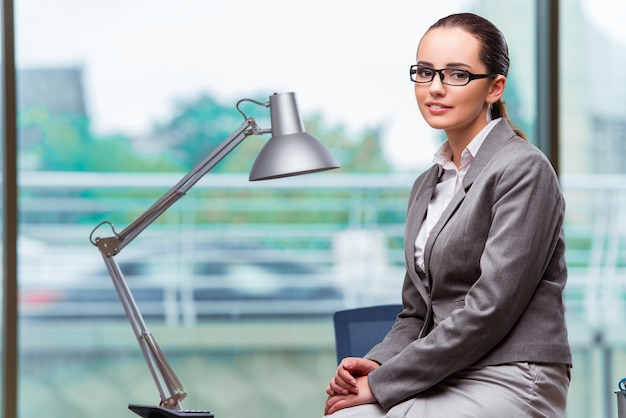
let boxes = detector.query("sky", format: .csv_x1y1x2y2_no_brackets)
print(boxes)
581,0,626,46
15,0,473,170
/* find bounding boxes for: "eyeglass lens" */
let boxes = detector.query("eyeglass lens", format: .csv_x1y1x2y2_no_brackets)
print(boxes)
410,65,471,86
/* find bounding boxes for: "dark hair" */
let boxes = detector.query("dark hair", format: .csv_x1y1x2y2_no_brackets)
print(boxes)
428,13,527,140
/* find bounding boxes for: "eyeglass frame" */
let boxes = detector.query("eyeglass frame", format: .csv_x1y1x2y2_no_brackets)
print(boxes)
409,64,500,86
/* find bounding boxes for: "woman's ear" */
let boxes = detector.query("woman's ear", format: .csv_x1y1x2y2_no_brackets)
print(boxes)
486,75,506,104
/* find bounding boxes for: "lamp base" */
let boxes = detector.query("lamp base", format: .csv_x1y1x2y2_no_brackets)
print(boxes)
129,404,214,418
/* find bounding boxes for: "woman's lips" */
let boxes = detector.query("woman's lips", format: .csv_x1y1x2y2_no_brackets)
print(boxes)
426,102,451,114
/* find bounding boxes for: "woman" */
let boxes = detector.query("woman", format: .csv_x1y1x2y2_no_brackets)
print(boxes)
324,12,571,418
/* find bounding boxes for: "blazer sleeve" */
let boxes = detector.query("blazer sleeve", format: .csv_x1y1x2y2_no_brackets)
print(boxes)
366,143,566,409
364,270,428,363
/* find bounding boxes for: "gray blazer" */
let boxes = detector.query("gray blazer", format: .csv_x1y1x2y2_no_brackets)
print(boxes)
366,119,572,409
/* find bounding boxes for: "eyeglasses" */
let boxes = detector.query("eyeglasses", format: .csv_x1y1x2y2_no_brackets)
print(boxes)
409,65,499,86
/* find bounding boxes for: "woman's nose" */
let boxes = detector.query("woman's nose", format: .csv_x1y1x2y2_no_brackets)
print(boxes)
429,74,446,94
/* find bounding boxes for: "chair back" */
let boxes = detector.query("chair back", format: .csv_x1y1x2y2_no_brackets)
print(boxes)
332,304,402,364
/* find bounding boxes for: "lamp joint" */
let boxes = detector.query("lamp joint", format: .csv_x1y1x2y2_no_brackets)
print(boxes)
95,236,122,257
160,392,188,410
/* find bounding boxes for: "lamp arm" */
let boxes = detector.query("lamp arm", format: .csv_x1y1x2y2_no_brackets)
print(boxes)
97,117,258,254
90,117,259,410
101,252,185,408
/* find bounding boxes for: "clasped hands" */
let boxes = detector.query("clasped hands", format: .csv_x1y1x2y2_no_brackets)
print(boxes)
324,357,380,415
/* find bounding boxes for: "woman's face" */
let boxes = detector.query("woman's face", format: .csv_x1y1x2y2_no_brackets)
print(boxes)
414,27,503,140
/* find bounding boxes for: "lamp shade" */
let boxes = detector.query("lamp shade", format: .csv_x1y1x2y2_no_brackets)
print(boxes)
249,92,340,181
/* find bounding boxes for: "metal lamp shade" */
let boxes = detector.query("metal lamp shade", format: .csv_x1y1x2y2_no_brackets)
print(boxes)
249,92,339,181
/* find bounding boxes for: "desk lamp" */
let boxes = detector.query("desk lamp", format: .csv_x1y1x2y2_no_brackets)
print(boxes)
89,92,339,417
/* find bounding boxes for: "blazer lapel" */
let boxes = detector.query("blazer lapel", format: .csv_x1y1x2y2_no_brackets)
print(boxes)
404,165,439,301
462,119,515,186
423,120,516,272
422,186,466,281
405,165,438,270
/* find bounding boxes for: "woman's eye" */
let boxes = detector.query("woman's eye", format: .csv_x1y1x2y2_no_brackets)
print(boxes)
449,70,469,80
417,68,433,77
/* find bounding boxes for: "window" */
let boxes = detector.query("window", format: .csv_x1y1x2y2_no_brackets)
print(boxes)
561,1,626,417
9,1,624,417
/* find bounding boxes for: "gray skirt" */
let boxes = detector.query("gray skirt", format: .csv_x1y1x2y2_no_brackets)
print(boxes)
324,362,570,418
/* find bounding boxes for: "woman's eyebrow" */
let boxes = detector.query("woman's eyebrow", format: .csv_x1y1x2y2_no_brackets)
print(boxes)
416,60,472,69
446,62,471,69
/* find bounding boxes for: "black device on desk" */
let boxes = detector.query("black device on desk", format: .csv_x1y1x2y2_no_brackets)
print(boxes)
129,404,214,418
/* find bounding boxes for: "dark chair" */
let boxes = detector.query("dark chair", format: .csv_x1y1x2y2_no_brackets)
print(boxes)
332,304,403,364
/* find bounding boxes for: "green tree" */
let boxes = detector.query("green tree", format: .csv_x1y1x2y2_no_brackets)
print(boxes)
18,106,184,172
149,94,259,171
304,114,390,173
19,92,393,174
150,94,391,174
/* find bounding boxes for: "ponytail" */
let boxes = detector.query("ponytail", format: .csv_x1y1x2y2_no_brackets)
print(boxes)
491,99,528,141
